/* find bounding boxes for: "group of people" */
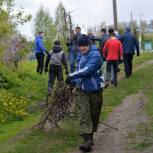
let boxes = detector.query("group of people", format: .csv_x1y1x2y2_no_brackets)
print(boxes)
34,26,139,152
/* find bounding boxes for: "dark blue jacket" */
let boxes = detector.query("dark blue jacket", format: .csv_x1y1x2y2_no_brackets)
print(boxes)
119,32,139,55
70,47,103,92
35,35,47,54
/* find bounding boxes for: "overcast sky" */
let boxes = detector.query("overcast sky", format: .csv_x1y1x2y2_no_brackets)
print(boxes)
15,0,153,39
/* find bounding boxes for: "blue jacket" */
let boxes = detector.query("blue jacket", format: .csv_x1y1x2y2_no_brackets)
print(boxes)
35,36,47,54
119,32,139,55
90,44,99,52
70,47,103,92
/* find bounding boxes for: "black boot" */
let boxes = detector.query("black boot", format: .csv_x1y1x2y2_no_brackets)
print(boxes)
47,87,52,97
90,133,94,146
79,134,92,152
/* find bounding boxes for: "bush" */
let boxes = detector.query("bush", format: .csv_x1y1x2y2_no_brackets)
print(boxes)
0,91,29,123
0,61,48,123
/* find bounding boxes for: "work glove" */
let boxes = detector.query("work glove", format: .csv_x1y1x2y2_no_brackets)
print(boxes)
65,76,71,85
65,70,69,76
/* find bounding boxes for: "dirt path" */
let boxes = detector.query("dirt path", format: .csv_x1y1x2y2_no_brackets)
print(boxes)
118,60,153,80
71,91,150,153
134,60,153,71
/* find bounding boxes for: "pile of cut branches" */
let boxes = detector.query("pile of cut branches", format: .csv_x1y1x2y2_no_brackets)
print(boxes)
34,81,77,132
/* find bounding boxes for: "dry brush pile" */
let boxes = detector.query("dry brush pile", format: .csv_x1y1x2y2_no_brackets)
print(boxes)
34,81,77,132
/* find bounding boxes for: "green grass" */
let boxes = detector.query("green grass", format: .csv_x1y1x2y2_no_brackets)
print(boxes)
0,53,153,153
0,60,48,103
0,120,81,153
0,61,48,123
0,114,40,142
132,52,153,66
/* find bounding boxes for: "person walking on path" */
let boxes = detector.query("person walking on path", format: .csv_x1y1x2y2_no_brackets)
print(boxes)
45,40,69,96
35,31,48,74
103,28,123,88
94,28,109,59
119,27,140,78
66,34,103,152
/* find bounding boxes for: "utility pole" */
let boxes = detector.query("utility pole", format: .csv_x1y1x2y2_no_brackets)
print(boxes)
130,12,134,35
113,0,118,30
139,14,143,53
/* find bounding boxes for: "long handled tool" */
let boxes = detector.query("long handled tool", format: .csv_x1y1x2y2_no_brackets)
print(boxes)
102,122,118,131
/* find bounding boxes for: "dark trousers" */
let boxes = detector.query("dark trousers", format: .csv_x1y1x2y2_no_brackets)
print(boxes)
35,52,45,74
89,90,103,133
123,54,133,77
106,61,118,86
48,65,64,90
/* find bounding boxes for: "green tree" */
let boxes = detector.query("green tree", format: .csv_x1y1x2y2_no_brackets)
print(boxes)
0,0,32,65
0,10,13,39
55,2,69,51
0,0,31,25
34,6,57,50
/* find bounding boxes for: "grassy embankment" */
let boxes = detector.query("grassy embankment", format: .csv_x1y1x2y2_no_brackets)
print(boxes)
0,53,153,153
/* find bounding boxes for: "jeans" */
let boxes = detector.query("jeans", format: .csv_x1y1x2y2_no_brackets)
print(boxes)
106,61,118,86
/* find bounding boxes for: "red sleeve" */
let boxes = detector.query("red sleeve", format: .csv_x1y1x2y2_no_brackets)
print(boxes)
102,41,108,56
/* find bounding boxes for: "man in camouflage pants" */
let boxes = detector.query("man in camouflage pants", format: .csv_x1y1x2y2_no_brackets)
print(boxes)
66,34,103,152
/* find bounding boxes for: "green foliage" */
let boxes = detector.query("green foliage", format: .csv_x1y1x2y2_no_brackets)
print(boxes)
118,21,138,38
16,48,29,60
143,33,153,41
55,2,70,50
34,6,56,50
0,61,48,123
0,0,32,65
0,10,13,38
0,91,29,123
0,0,31,26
